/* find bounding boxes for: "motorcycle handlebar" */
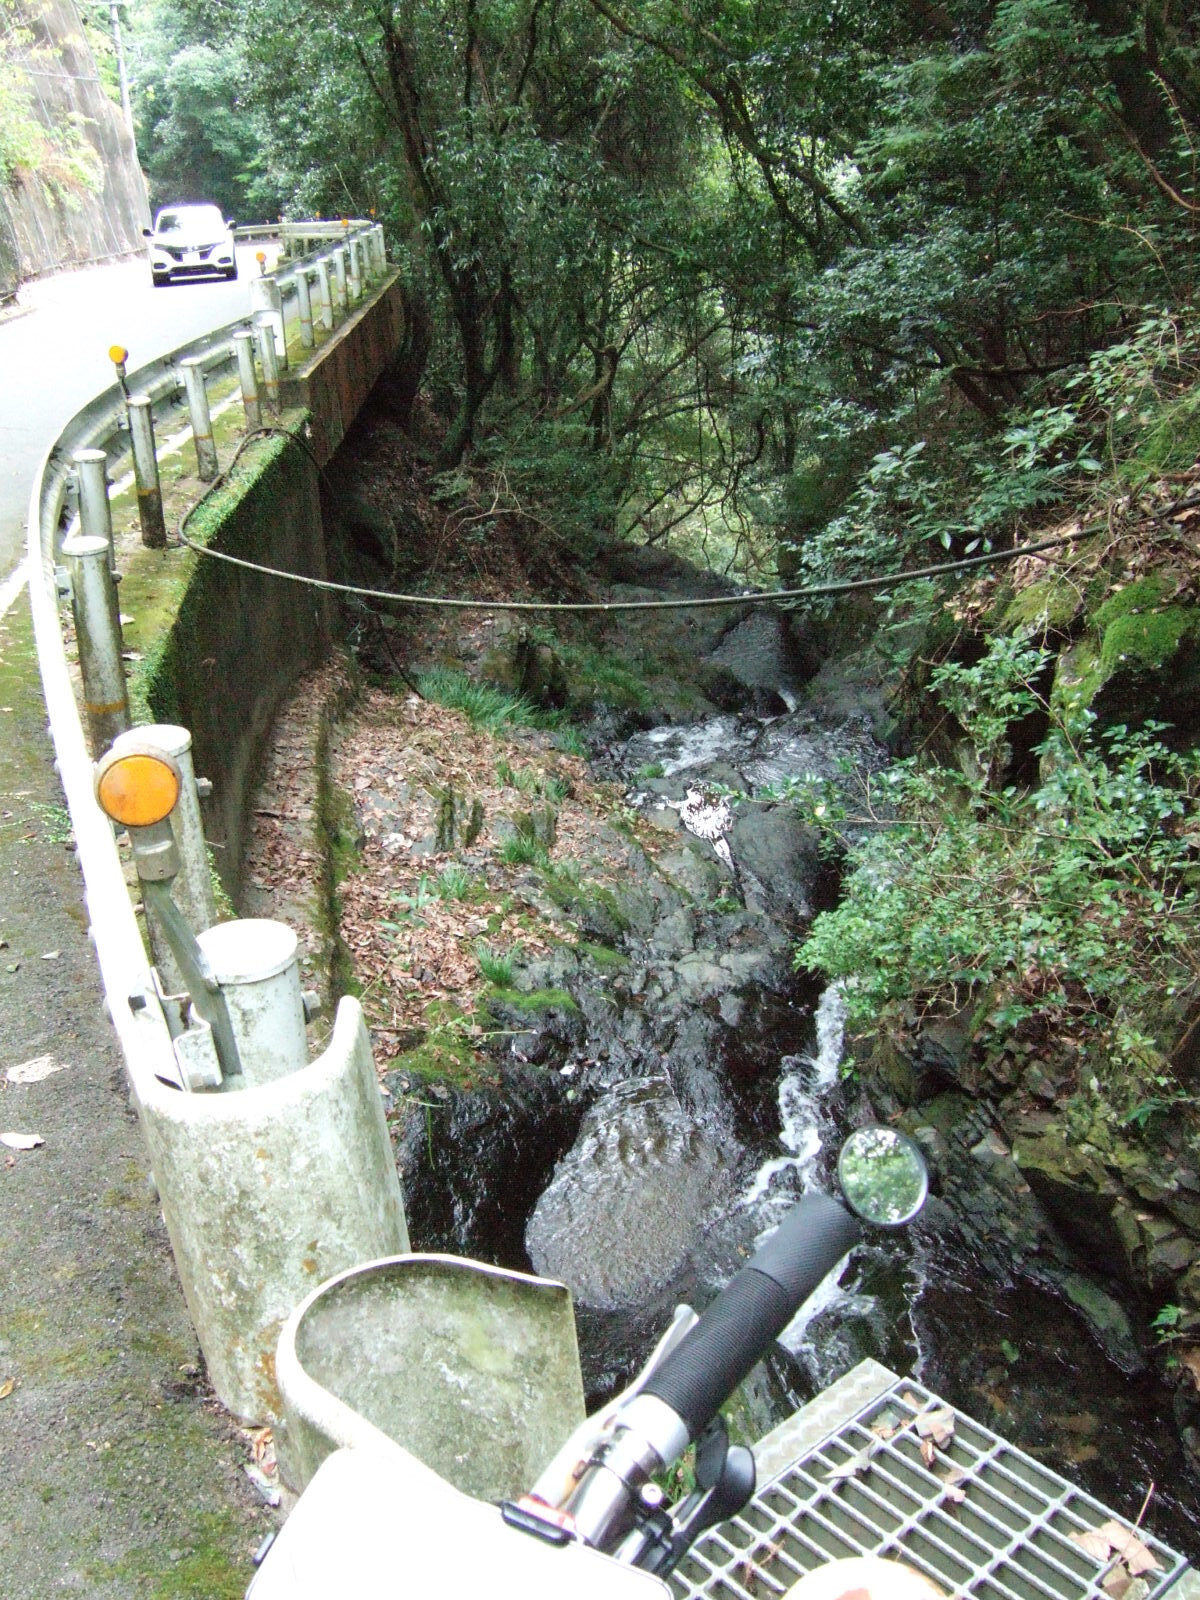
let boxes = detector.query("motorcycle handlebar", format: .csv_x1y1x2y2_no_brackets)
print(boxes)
640,1193,862,1442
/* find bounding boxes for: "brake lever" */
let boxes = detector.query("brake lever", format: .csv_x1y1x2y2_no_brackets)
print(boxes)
640,1417,755,1577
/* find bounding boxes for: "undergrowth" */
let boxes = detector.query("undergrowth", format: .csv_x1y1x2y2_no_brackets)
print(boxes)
792,633,1200,1131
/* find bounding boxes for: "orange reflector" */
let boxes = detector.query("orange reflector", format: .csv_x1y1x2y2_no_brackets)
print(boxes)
94,748,181,827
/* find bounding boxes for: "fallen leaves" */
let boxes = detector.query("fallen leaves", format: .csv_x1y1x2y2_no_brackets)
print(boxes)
240,1424,281,1507
6,1054,68,1085
0,1131,44,1151
1069,1516,1162,1599
0,1377,14,1400
827,1398,961,1490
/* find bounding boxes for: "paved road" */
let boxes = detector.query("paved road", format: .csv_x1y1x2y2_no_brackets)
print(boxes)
0,242,274,599
0,245,280,1594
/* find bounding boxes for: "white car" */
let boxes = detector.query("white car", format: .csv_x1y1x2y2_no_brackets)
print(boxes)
144,203,237,286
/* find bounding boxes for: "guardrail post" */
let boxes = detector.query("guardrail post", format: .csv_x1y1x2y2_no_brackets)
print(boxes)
346,237,363,303
180,357,219,482
296,268,315,350
254,318,282,413
126,396,168,550
371,223,386,275
233,330,262,430
315,258,334,332
250,275,288,371
61,533,130,753
109,724,217,993
73,448,115,572
332,246,348,317
195,919,311,1087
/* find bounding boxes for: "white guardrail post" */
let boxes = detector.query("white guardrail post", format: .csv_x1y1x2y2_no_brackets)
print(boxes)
180,356,219,481
61,532,130,752
27,223,409,1423
233,329,262,430
255,318,282,413
127,395,168,549
74,447,116,571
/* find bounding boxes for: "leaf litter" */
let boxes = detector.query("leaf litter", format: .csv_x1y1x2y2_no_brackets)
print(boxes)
6,1054,68,1085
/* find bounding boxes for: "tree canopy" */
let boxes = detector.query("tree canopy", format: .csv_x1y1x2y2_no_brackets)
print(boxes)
129,0,1198,565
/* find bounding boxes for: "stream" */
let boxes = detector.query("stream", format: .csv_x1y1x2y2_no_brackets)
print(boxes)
392,680,1200,1562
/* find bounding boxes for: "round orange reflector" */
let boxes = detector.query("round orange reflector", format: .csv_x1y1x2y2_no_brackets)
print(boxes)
109,344,128,365
95,748,181,828
256,249,266,262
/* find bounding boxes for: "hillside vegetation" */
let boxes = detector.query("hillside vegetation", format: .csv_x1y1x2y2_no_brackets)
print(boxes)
135,0,1200,1449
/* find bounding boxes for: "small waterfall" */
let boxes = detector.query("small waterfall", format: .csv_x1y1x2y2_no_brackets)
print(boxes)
740,984,846,1222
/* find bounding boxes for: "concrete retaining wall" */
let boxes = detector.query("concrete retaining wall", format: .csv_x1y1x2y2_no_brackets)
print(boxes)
281,277,406,465
136,430,333,896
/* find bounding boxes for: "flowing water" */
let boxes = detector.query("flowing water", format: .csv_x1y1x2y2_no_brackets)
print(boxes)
401,704,1200,1561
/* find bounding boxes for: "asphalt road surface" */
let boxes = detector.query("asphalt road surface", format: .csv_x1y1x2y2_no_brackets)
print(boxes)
0,244,282,1593
0,241,275,605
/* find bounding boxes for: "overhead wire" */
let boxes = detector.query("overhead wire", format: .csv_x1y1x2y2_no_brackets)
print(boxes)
175,424,1085,615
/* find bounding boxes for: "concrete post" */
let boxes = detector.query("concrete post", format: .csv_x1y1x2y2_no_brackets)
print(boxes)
250,274,288,369
111,724,216,993
62,533,129,753
332,247,348,317
180,357,219,482
346,237,363,303
195,919,309,1088
126,396,167,550
296,268,315,349
255,318,282,413
315,259,334,332
234,330,262,430
371,223,386,275
73,448,115,572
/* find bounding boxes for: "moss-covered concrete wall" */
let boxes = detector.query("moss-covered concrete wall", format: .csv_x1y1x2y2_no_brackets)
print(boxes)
281,277,406,465
131,427,333,899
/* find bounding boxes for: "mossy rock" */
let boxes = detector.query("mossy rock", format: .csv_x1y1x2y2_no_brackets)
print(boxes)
1000,574,1083,636
1050,574,1200,735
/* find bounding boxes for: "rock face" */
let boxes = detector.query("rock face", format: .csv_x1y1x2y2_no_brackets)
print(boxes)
2,0,150,291
526,1078,732,1309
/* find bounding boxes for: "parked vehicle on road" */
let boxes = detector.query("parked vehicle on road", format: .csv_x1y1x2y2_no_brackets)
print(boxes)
144,204,237,286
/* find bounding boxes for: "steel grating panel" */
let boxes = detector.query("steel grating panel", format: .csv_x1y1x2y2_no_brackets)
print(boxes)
670,1371,1190,1600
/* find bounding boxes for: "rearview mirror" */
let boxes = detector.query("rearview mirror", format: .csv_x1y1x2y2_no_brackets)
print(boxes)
837,1125,928,1228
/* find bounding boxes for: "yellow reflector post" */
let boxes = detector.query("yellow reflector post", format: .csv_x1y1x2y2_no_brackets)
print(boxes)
94,746,181,828
108,344,128,366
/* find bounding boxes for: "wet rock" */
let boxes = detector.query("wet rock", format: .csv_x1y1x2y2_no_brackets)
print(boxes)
395,1065,584,1267
1010,1124,1130,1271
727,804,826,920
525,1077,733,1309
1056,1270,1142,1374
709,609,811,705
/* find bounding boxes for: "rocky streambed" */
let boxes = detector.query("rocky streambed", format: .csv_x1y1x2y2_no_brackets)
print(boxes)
247,544,1200,1557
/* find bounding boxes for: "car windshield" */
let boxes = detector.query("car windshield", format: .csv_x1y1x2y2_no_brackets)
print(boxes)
155,206,225,237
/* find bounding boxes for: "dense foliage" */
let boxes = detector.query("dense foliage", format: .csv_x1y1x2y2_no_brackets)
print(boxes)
126,0,1200,1126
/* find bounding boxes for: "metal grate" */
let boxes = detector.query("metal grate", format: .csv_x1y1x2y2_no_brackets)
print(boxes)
670,1366,1191,1600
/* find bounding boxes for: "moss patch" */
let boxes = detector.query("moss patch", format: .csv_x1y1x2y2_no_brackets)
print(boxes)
1094,575,1197,675
1001,575,1083,634
487,985,579,1014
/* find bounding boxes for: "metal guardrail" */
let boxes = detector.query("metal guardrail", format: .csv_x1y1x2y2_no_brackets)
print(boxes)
24,218,412,1428
26,216,383,1101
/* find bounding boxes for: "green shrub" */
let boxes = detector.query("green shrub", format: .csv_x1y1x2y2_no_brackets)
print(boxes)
794,634,1200,1120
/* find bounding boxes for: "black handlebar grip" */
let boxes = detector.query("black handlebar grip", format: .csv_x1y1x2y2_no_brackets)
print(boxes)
641,1193,862,1442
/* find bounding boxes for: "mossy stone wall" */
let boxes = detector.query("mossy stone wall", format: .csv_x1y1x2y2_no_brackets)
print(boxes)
136,428,333,898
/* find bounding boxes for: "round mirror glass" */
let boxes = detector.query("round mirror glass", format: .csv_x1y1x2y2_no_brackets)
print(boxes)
837,1125,928,1227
